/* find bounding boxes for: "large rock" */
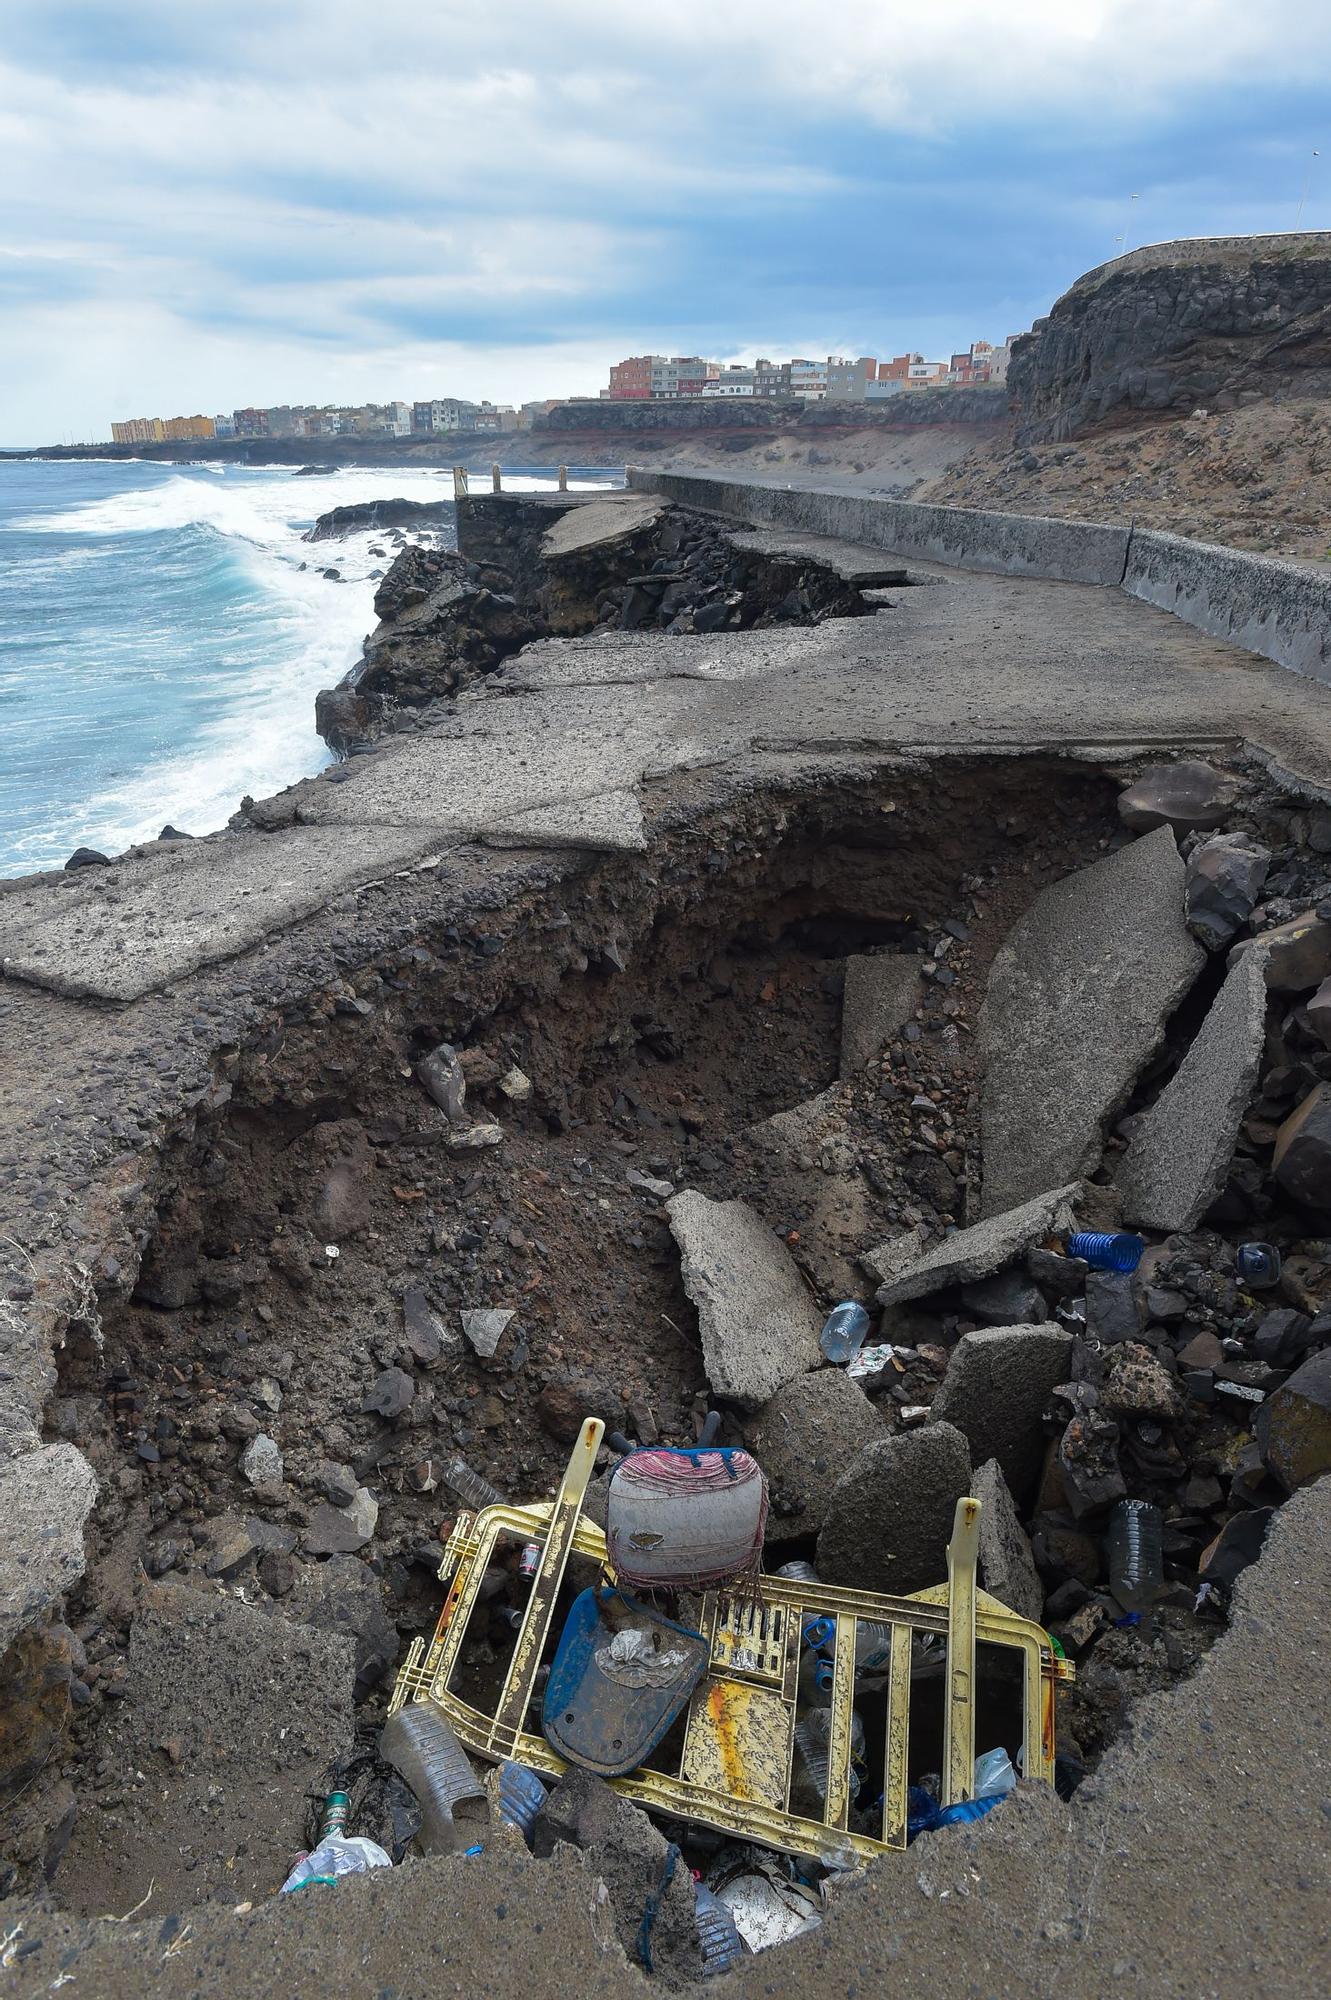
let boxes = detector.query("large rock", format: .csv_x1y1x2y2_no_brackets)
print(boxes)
271,1554,398,1701
873,1183,1079,1306
839,953,920,1076
817,1422,971,1594
1256,1350,1331,1490
972,1458,1044,1621
666,1191,822,1408
1273,1085,1331,1216
1185,834,1269,950
929,1324,1072,1501
1117,761,1237,835
531,1765,700,1982
0,1444,98,1656
1118,945,1268,1230
979,828,1204,1214
1243,909,1331,993
744,1369,885,1540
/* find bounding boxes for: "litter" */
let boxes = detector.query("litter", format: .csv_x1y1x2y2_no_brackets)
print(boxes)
694,1880,747,1973
1104,1498,1165,1613
379,1702,487,1854
1065,1231,1144,1272
280,1788,392,1892
543,1587,709,1776
497,1760,549,1841
819,1301,871,1364
605,1443,768,1591
390,1418,1073,1867
707,1845,824,1951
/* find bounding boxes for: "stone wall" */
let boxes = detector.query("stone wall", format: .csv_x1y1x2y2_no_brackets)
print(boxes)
533,387,1007,434
1011,232,1331,441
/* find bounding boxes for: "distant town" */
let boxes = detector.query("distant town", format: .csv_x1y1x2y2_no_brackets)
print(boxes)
109,337,1017,443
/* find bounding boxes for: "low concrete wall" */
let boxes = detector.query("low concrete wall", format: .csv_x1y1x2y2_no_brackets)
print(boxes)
626,467,1130,586
1124,528,1331,686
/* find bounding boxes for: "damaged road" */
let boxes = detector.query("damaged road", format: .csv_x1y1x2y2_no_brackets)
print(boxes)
1,486,1330,1996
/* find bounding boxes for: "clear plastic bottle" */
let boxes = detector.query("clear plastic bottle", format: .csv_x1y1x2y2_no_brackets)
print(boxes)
694,1882,746,1974
774,1560,821,1586
1105,1499,1165,1613
442,1457,505,1511
791,1708,867,1816
497,1761,549,1843
819,1302,871,1364
1236,1242,1282,1289
379,1704,488,1854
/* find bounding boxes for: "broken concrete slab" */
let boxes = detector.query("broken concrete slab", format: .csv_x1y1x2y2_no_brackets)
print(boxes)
1117,759,1238,834
478,787,646,853
59,1580,355,1912
838,952,920,1076
744,1368,885,1541
539,492,666,558
666,1190,822,1408
972,1457,1045,1622
531,1763,699,1981
1118,945,1269,1231
929,1323,1072,1501
0,1444,98,1656
0,824,435,1002
817,1421,971,1595
266,1554,399,1702
979,827,1205,1214
873,1183,1080,1306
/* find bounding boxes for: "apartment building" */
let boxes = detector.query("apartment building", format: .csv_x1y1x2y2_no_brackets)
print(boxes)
110,417,166,444
412,398,482,432
702,366,756,396
753,358,790,396
605,354,721,399
788,359,828,399
825,356,878,400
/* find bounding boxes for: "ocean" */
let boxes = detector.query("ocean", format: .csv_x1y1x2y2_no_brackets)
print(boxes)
0,458,614,879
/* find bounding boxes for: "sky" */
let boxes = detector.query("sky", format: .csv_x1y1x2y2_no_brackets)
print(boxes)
0,1,1328,443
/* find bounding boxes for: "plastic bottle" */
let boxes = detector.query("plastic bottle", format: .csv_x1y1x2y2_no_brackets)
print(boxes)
379,1704,488,1855
972,1747,1017,1799
1065,1231,1144,1274
819,1302,871,1364
1105,1499,1165,1612
694,1882,746,1974
497,1762,549,1842
280,1835,391,1892
1237,1242,1282,1288
441,1456,505,1511
774,1560,821,1585
791,1708,867,1815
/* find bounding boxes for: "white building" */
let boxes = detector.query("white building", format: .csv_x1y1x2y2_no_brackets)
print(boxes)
702,367,756,396
788,358,828,399
213,413,236,437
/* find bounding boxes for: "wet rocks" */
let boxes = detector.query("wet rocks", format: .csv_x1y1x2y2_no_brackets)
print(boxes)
838,953,920,1076
666,1191,822,1408
979,828,1204,1213
1117,760,1238,835
971,1458,1044,1621
1185,833,1269,949
1118,946,1269,1230
817,1421,971,1593
1256,1349,1331,1489
744,1370,885,1540
929,1324,1072,1500
1272,1084,1331,1213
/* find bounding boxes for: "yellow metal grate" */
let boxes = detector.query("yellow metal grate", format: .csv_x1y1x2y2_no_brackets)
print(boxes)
391,1420,1074,1865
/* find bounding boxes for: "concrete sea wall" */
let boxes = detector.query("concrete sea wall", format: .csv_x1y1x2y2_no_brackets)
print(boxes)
630,467,1331,687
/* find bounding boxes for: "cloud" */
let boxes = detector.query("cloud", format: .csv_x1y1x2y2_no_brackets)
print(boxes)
0,2,1327,440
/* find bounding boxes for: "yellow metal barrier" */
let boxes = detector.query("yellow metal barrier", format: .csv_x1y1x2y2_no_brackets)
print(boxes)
391,1420,1072,1866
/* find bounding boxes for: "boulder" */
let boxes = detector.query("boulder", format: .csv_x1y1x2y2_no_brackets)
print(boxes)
1273,1085,1331,1215
272,1554,398,1701
1117,760,1237,834
929,1324,1072,1501
817,1422,971,1595
666,1191,822,1408
531,1767,700,1983
839,953,920,1076
1118,946,1268,1231
972,1458,1044,1621
1242,910,1331,993
959,1270,1048,1326
979,829,1204,1214
744,1370,885,1540
1256,1350,1331,1491
873,1184,1080,1307
0,1444,98,1657
1085,1270,1142,1346
1099,1342,1183,1420
1184,834,1269,950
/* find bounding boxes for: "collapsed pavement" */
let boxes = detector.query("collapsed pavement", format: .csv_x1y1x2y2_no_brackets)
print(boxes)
1,487,1331,1994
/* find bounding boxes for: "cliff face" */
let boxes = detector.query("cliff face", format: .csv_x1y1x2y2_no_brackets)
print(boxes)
533,386,1006,433
1011,233,1331,440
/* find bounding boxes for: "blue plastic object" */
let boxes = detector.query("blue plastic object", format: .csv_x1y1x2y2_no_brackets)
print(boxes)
1237,1241,1282,1288
543,1587,708,1777
820,1301,871,1363
497,1761,549,1843
1066,1231,1144,1273
695,1883,746,1975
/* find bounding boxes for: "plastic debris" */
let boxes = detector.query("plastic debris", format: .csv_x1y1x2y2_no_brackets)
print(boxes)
606,1444,768,1591
1065,1230,1144,1272
497,1761,549,1843
708,1847,823,1951
379,1702,487,1854
819,1301,871,1364
694,1881,747,1974
1236,1241,1282,1288
280,1835,391,1892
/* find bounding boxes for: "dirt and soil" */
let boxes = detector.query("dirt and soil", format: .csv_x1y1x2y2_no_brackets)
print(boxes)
920,398,1331,560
